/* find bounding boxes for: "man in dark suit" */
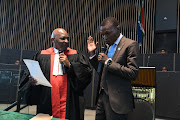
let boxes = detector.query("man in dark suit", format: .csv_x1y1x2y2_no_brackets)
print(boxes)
87,17,139,120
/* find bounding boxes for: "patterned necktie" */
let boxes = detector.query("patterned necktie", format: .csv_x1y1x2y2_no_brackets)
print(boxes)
107,43,116,58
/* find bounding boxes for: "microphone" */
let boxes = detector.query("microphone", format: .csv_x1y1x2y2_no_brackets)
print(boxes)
59,50,66,74
97,45,107,73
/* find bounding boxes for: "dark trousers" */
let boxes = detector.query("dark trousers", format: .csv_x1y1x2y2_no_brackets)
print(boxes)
95,90,128,120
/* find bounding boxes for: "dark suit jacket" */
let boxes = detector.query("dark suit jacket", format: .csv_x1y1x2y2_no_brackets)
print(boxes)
90,36,139,114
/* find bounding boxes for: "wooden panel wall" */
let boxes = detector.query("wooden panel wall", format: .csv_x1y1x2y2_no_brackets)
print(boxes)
0,0,169,54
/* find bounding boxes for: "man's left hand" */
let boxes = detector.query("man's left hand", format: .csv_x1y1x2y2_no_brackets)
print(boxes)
59,53,71,68
98,53,108,64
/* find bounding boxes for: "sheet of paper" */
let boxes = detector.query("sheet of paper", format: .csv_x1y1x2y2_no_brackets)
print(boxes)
23,59,52,87
29,113,53,120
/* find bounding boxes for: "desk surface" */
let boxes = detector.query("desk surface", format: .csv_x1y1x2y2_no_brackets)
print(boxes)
0,110,65,120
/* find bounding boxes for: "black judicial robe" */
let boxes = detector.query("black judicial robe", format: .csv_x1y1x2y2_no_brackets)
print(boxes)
19,50,92,120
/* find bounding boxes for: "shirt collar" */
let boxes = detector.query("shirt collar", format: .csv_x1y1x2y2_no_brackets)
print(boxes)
114,33,123,45
53,47,69,54
53,47,59,54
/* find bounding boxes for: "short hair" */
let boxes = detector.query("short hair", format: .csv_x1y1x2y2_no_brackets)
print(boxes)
101,17,119,27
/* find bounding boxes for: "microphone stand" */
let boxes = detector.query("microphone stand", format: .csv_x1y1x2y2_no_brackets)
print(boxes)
4,76,29,112
147,56,150,67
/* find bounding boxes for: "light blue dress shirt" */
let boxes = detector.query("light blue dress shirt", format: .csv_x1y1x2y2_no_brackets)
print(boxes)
107,34,123,58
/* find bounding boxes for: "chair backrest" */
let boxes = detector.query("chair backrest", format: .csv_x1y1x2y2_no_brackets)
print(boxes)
128,98,155,120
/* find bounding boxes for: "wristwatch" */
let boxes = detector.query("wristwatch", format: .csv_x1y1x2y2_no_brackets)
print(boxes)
105,58,112,66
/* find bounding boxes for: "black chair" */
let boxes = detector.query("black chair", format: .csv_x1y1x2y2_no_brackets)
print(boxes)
128,98,155,120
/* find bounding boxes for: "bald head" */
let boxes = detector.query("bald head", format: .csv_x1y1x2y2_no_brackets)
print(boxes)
51,28,69,39
51,28,69,51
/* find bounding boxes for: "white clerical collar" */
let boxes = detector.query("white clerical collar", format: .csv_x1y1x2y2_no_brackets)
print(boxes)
114,33,123,45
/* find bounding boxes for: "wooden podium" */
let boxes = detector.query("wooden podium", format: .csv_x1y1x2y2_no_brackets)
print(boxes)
131,67,156,87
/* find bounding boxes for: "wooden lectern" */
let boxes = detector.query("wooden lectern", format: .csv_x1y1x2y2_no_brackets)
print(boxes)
132,67,156,87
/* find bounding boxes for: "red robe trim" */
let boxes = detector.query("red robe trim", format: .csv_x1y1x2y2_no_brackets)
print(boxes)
41,47,77,119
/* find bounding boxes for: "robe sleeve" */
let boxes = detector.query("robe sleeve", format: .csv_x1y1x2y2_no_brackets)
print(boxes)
19,52,42,105
89,55,99,71
67,52,93,93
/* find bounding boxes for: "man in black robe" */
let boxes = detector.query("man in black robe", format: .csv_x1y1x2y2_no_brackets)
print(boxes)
19,28,92,120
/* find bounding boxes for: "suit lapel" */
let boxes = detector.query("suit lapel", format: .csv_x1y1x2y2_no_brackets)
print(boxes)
112,36,126,61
